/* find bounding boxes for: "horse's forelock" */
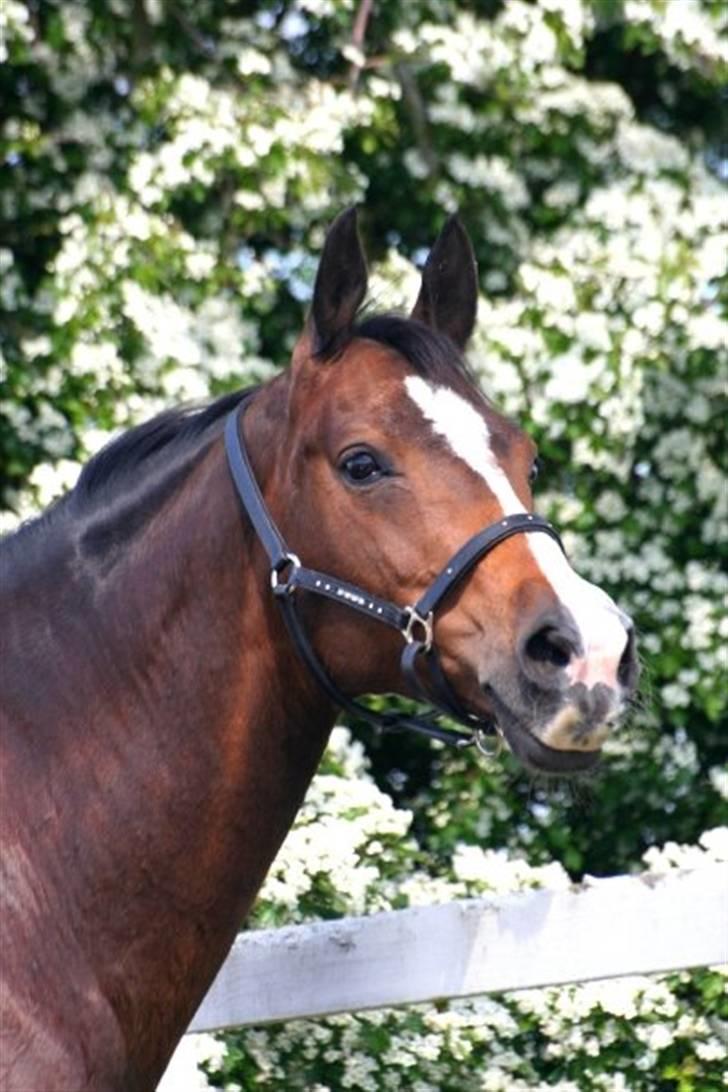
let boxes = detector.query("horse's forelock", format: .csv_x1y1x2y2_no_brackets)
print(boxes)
352,313,478,394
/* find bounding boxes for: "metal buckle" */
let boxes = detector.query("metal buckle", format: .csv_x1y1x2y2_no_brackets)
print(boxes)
270,553,301,595
456,724,504,757
401,606,434,652
473,725,504,759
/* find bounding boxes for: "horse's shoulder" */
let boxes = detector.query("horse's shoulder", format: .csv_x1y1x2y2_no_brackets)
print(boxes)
0,896,129,1091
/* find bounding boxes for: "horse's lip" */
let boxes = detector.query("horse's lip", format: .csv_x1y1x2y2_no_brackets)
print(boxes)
499,719,602,775
482,687,601,775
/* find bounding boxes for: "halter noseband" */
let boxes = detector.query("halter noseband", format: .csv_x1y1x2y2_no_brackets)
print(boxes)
224,399,564,752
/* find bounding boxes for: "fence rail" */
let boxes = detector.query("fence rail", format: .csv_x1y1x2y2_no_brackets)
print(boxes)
188,865,726,1032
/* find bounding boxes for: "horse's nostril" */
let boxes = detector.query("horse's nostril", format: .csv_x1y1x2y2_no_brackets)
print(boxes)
518,606,582,685
617,625,638,690
524,625,576,670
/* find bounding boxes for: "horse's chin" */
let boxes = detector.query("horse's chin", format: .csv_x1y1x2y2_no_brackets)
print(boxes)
498,717,603,775
482,687,605,775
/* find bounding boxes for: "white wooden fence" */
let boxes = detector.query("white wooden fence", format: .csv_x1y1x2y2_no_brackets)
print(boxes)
189,865,726,1032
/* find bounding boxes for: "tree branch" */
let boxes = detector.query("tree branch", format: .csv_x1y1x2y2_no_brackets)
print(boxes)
348,0,374,90
395,61,438,176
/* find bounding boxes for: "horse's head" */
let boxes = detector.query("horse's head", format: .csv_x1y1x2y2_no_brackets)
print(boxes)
260,210,637,774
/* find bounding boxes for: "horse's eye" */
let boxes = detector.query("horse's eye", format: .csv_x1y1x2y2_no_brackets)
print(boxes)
529,458,542,484
340,450,384,485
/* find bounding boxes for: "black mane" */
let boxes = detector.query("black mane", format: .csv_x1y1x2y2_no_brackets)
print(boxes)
3,311,479,556
75,388,250,503
0,389,253,560
73,312,475,511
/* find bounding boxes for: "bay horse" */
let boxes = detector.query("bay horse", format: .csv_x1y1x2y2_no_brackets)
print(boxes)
0,210,637,1091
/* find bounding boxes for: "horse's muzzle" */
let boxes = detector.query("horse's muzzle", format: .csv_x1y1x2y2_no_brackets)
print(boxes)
481,643,638,773
536,681,623,753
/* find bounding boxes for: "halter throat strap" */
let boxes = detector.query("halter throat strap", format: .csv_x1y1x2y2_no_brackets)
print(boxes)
224,401,563,749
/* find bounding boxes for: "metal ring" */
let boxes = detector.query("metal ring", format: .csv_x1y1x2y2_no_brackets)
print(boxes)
401,606,434,652
473,725,504,759
270,553,302,593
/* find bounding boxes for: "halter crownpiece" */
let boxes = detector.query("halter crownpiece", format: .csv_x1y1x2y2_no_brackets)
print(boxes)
224,399,565,750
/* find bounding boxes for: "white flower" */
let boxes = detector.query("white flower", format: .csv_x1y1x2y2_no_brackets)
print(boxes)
161,366,210,402
595,491,628,523
543,180,580,209
520,264,576,312
660,683,690,709
0,509,22,535
29,460,81,507
708,767,728,801
696,1038,728,1061
699,827,728,862
368,250,421,312
236,47,271,77
398,873,464,907
448,154,528,209
419,16,515,84
632,300,665,335
687,311,728,351
624,0,728,68
539,0,593,46
643,828,728,873
573,311,612,352
452,844,569,894
69,340,124,382
637,1022,675,1050
544,351,603,404
326,727,370,779
21,335,52,358
617,121,689,174
259,771,412,916
121,282,202,368
157,1034,219,1091
183,250,216,280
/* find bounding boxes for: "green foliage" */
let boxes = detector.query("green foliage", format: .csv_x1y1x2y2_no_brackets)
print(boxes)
2,1,726,1088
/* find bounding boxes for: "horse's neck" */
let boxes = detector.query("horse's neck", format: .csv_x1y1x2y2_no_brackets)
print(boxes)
4,417,334,1087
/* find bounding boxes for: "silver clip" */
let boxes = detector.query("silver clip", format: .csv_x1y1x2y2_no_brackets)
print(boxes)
473,725,504,759
401,606,434,652
270,553,301,593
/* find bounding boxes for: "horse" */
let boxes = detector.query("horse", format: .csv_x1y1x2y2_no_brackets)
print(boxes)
0,209,637,1091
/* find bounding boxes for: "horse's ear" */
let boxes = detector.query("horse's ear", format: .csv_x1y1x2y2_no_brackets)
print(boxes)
411,215,478,350
308,207,368,359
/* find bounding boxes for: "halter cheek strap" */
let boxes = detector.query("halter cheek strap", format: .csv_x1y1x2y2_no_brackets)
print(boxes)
224,401,564,750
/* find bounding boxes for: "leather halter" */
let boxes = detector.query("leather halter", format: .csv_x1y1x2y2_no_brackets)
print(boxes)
224,397,564,751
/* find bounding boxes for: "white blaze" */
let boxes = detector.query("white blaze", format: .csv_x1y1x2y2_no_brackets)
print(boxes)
404,376,629,689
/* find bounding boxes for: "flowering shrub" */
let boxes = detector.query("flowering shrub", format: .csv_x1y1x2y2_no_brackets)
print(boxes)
186,732,727,1092
3,1,726,1088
